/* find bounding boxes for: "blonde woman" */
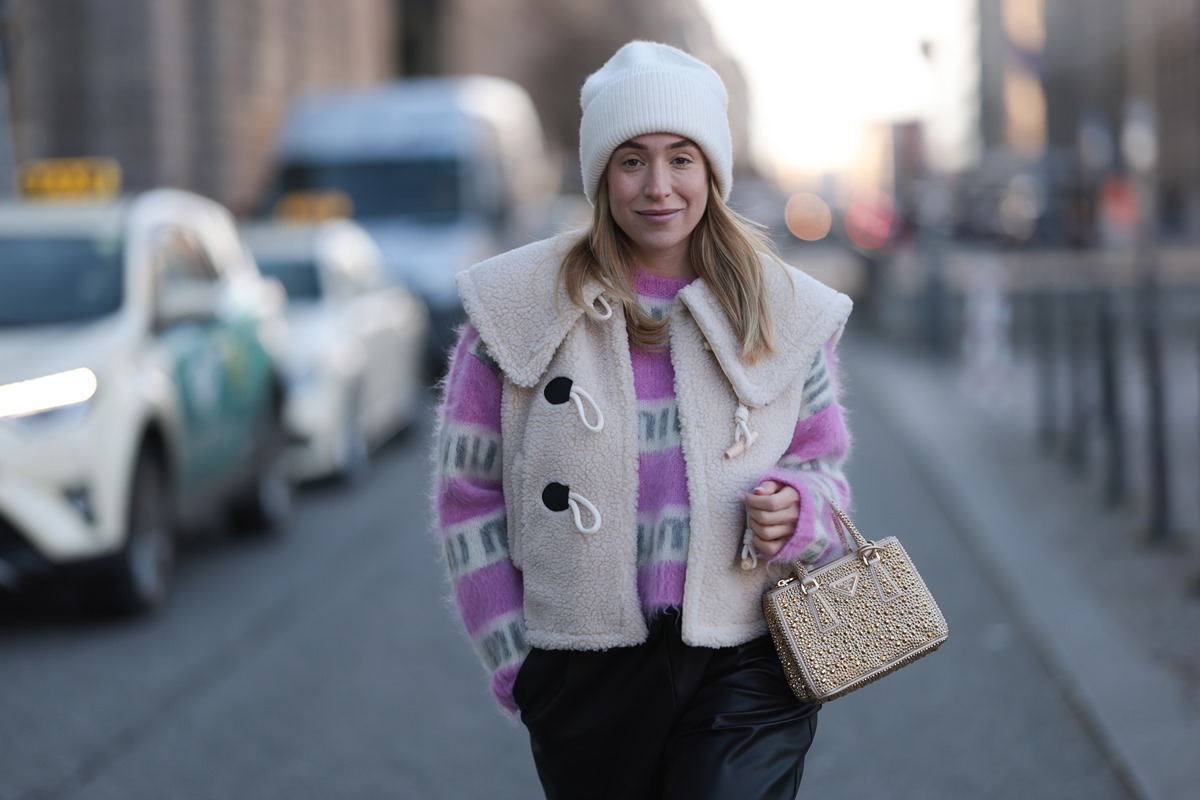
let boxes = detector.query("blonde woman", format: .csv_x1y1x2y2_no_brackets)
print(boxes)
434,40,853,800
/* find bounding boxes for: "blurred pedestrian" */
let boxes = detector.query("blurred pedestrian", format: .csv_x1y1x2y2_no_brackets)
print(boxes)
433,40,853,800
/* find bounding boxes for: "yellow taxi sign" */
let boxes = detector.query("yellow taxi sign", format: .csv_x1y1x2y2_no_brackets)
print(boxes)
17,157,123,201
273,190,353,224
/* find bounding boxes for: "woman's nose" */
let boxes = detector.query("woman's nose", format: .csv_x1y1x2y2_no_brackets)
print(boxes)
642,162,671,198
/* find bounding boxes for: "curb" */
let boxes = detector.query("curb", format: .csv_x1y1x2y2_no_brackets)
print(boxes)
846,335,1200,800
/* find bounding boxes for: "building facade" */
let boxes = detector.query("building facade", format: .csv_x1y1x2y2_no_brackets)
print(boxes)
1039,0,1200,240
5,0,395,214
4,0,742,213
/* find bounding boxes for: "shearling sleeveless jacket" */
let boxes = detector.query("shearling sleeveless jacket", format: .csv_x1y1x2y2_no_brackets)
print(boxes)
456,234,852,651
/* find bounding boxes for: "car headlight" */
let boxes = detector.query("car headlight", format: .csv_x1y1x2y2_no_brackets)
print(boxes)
0,368,98,424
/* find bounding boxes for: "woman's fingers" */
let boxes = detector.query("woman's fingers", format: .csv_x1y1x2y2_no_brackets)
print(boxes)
746,505,799,527
744,486,799,524
748,520,796,558
751,528,791,556
743,482,801,557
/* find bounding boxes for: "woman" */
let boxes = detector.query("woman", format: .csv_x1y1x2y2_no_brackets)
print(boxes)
434,40,853,799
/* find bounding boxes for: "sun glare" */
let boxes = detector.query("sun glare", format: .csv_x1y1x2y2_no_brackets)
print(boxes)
700,0,965,182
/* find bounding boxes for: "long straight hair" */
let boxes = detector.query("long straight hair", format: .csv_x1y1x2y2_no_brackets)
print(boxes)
560,174,778,362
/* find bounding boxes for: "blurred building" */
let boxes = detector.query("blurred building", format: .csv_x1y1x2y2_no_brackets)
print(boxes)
1041,1,1125,164
1037,0,1200,241
4,0,744,213
399,0,752,193
857,3,980,239
4,0,395,214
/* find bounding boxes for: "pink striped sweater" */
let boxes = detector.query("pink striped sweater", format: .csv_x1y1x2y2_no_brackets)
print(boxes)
434,272,851,714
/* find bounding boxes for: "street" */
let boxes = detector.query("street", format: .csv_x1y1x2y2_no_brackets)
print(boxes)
0,336,1134,800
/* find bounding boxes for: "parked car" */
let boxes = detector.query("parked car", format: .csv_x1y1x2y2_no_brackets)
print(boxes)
260,75,559,374
0,164,291,612
241,219,430,482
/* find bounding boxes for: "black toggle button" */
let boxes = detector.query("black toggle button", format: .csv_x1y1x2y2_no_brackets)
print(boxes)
542,482,570,512
544,377,573,405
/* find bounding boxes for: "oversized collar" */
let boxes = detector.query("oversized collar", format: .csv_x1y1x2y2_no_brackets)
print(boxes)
675,262,851,408
456,234,852,406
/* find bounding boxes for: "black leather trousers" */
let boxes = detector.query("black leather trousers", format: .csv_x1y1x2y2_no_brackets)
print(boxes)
512,608,821,800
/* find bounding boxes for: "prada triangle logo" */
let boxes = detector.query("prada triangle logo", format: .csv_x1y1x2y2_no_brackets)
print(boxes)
826,574,860,598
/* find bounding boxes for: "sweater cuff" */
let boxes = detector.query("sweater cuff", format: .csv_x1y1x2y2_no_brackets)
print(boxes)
491,661,523,719
759,469,837,566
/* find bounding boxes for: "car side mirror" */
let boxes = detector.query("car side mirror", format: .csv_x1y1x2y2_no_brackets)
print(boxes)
260,276,288,313
155,283,220,330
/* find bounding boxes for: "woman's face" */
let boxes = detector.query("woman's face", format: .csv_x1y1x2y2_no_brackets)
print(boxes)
606,133,709,272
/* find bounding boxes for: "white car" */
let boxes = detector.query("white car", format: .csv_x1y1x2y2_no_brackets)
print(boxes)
0,182,291,613
241,220,430,482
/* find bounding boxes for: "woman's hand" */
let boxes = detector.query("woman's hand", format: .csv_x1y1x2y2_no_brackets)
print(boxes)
742,480,800,558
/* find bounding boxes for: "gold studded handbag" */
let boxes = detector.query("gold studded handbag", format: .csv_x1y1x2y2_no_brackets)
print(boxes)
761,504,949,703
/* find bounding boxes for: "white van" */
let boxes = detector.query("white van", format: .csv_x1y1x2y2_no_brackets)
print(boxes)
263,76,558,371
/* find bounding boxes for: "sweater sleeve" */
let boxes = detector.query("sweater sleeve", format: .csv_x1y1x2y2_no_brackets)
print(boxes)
434,323,527,716
759,336,853,567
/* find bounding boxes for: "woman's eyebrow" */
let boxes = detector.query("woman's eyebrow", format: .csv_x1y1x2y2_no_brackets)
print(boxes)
615,138,697,150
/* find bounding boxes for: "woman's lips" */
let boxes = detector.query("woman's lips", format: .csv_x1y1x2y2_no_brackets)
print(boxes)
637,209,681,222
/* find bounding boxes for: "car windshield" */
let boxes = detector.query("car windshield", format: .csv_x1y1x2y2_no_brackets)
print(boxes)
0,236,123,326
256,256,322,302
274,158,462,223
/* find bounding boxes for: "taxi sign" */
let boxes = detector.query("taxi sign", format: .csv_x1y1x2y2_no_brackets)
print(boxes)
17,157,122,201
273,190,353,224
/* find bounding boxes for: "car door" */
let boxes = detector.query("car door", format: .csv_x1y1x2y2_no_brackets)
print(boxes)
197,215,282,478
152,226,241,494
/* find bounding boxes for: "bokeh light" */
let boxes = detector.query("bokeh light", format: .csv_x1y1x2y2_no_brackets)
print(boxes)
843,189,895,251
784,192,833,242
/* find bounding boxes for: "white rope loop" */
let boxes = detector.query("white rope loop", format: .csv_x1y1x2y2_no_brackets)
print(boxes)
592,295,613,320
734,405,753,446
569,385,605,432
740,527,760,570
568,491,602,534
723,404,759,459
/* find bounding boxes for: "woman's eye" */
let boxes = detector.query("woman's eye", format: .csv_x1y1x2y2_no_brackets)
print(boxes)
672,155,694,166
621,157,642,168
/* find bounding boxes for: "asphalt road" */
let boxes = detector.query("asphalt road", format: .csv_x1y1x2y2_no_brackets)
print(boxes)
0,354,1134,800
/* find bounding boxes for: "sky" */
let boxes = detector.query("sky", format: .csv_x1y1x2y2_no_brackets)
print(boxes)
698,0,975,182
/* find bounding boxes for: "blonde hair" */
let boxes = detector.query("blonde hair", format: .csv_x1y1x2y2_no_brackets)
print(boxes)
560,175,778,361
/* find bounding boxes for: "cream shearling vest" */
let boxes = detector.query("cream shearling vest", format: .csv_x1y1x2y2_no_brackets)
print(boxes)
456,235,852,651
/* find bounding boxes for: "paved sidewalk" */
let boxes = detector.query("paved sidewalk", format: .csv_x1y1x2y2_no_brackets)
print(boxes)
843,331,1200,800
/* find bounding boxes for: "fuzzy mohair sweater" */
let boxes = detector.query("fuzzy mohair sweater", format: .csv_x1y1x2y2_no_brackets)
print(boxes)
434,234,853,712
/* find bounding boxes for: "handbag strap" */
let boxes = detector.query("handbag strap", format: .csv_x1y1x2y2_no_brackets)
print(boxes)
789,503,873,580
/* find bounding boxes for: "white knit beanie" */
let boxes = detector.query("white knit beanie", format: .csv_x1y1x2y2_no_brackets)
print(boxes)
579,40,733,205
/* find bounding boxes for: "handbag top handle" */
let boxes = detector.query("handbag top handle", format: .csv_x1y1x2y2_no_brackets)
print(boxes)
788,504,877,580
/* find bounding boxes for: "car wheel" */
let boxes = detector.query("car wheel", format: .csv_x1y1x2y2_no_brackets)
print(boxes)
231,404,292,534
102,447,174,613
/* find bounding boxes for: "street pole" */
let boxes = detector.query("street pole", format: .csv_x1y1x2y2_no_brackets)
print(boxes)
0,0,15,197
1078,113,1127,506
1064,290,1089,473
1035,289,1058,452
917,39,951,359
1123,1,1173,544
1095,289,1127,506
